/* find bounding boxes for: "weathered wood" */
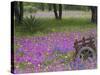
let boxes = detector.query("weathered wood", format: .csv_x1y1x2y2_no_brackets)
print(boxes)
74,36,96,60
74,36,96,55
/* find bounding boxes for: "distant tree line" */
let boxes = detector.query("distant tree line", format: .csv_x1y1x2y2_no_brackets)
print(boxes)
12,2,97,24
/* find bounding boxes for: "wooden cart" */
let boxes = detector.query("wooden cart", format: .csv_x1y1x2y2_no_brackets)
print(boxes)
74,36,96,61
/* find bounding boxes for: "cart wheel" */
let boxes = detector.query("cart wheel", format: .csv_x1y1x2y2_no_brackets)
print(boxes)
77,47,96,61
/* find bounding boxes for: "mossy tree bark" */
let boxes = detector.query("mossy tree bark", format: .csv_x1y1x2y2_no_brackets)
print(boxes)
90,6,97,24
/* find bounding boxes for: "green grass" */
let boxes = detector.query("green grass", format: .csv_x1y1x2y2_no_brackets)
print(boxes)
15,18,97,37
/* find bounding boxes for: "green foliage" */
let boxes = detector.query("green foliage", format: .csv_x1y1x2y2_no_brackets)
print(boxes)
15,18,96,37
19,62,26,69
23,2,89,12
22,16,40,31
24,6,37,13
63,5,89,11
15,16,40,36
23,1,90,13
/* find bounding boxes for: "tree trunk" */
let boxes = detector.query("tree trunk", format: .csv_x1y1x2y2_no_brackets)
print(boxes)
53,4,58,19
19,2,23,22
53,4,62,20
90,6,97,24
14,2,20,22
58,4,62,19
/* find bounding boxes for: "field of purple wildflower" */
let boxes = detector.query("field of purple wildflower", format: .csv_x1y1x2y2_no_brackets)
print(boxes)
14,29,97,74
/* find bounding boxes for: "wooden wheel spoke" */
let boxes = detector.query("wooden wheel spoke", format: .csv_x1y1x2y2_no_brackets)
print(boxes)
77,47,96,61
88,52,93,58
80,53,84,58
